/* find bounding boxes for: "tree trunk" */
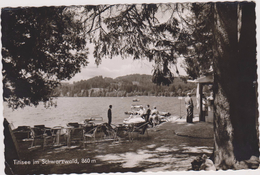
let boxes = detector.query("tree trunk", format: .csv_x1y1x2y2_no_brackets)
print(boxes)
212,2,259,169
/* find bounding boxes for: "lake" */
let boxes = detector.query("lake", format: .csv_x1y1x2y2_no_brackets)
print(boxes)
3,96,199,128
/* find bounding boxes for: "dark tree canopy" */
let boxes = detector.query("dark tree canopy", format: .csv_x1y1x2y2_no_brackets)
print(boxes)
181,3,214,79
78,2,258,169
2,6,89,109
1,3,209,108
80,3,213,82
80,4,190,85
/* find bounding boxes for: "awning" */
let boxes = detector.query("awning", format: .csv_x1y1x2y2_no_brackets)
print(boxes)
187,75,213,83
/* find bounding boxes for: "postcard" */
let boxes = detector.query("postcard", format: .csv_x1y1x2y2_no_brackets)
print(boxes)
1,0,260,174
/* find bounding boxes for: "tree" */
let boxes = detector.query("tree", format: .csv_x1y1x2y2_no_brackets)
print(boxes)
80,4,186,85
211,2,258,169
181,3,214,79
178,2,258,169
80,2,258,169
175,2,258,169
2,6,89,109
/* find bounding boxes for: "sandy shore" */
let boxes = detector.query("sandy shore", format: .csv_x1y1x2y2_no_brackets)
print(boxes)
9,116,214,174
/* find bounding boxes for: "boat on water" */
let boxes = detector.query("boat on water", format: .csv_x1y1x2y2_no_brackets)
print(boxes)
123,115,146,124
158,111,171,117
132,98,140,102
123,103,171,127
125,104,143,115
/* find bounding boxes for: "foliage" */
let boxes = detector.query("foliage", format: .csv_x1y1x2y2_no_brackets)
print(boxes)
54,74,196,97
80,3,214,82
2,7,89,109
2,3,207,108
181,3,214,79
80,4,192,85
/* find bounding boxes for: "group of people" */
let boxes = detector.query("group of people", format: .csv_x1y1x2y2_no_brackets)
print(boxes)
185,92,214,123
138,105,161,127
107,92,212,126
107,104,161,127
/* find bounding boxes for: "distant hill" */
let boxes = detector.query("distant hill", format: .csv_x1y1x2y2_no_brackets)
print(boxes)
115,74,152,83
54,74,196,97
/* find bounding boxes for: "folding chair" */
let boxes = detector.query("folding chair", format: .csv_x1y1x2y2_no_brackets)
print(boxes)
128,122,149,142
28,127,43,149
67,127,83,147
51,126,67,146
102,123,118,141
42,128,54,148
83,126,98,149
13,126,31,140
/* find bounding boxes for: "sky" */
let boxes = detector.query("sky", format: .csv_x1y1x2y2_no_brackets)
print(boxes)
62,5,189,83
65,44,187,83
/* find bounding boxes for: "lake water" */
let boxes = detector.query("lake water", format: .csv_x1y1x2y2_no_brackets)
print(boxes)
3,97,199,128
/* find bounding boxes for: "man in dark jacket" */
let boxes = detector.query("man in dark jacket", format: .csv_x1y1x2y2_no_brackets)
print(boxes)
145,105,151,122
108,105,112,125
141,104,151,122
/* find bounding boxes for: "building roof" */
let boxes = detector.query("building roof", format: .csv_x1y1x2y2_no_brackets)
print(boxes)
187,75,213,83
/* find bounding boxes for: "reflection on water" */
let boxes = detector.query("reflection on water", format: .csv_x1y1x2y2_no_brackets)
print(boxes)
3,97,198,128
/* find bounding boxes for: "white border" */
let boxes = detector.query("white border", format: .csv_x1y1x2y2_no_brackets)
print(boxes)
0,1,259,175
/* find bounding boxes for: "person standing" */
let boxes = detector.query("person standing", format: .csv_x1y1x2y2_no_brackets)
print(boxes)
141,105,151,134
151,106,160,126
141,105,151,122
202,94,208,120
138,106,145,116
185,93,194,123
145,105,151,122
108,105,112,125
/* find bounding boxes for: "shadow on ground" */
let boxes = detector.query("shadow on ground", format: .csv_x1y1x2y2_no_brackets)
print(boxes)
8,117,214,174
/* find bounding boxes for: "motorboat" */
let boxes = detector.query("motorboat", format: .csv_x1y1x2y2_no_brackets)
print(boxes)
158,111,171,116
133,98,140,102
125,105,143,115
123,114,146,125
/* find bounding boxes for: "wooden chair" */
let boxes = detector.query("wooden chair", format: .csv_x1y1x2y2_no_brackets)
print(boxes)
13,126,31,140
102,123,119,141
90,117,103,121
87,117,104,126
28,127,43,149
66,127,83,147
128,122,149,142
43,126,68,148
51,126,66,146
82,126,98,149
42,128,54,148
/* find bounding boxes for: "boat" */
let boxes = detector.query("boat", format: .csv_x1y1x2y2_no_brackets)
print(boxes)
125,105,143,115
132,98,140,102
125,111,139,115
122,114,150,140
123,115,146,125
158,111,171,116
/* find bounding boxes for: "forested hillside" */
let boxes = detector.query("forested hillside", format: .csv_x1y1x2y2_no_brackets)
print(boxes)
53,74,196,97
